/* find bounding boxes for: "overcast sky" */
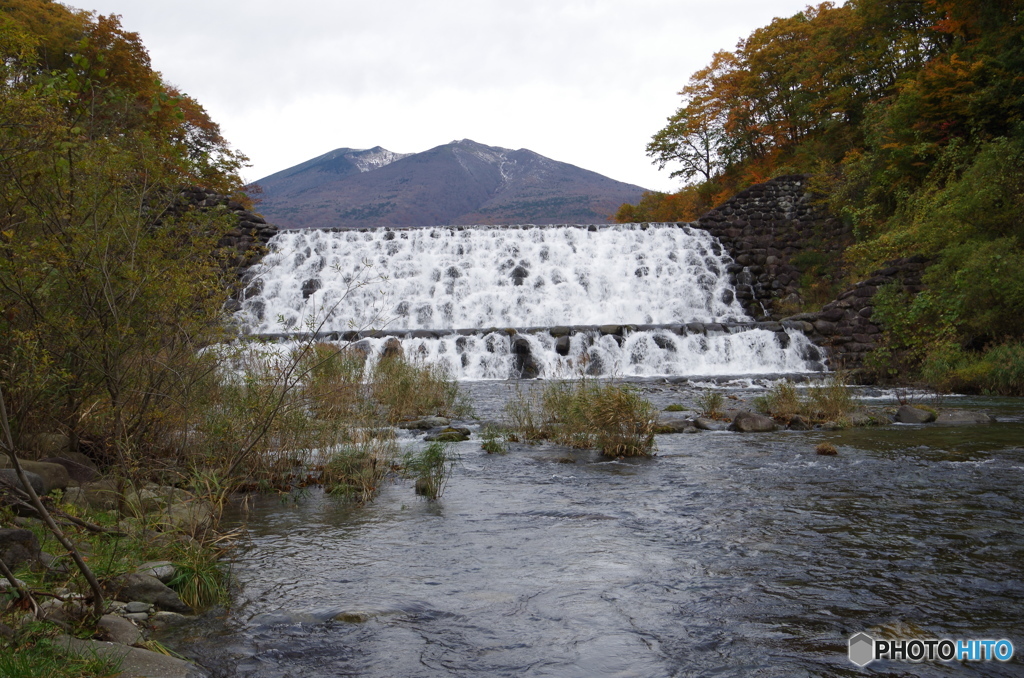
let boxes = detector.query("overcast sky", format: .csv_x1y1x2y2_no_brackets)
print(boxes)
71,0,818,193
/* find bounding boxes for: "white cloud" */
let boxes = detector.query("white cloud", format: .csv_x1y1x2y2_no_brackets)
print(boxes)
72,0,821,193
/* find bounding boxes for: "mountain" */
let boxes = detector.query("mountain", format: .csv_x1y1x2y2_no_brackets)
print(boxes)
251,140,649,229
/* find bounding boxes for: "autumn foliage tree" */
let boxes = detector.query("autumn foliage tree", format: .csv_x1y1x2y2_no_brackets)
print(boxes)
625,0,1024,391
0,1,247,461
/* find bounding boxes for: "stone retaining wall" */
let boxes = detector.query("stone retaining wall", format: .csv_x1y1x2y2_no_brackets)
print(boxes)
787,255,928,369
162,186,279,278
692,175,851,320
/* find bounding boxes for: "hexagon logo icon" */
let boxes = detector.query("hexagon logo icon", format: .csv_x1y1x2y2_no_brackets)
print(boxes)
849,632,875,666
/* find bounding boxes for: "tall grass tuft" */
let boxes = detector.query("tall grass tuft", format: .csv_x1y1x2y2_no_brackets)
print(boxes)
323,433,398,503
167,539,231,610
506,379,657,457
754,381,802,419
755,374,856,424
369,354,470,424
403,441,456,499
695,389,725,419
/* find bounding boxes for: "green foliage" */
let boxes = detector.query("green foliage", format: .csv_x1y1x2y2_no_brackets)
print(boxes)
625,1,1024,392
805,374,854,422
0,4,245,474
0,629,122,678
167,541,229,610
920,341,1024,396
663,403,688,412
480,426,508,455
505,380,657,457
402,441,456,499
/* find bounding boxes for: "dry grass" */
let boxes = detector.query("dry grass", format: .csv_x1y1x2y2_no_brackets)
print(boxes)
755,374,856,424
505,379,657,457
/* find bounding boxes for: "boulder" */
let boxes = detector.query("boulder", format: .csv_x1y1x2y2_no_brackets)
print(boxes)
934,409,996,425
136,560,177,584
728,411,778,432
694,417,728,431
150,611,191,631
0,528,42,570
0,468,45,496
511,335,540,379
0,458,69,493
97,613,144,646
895,405,936,424
652,414,693,434
424,427,470,442
56,635,209,678
65,478,121,511
105,573,192,614
39,457,99,484
380,337,404,361
787,415,812,431
398,416,450,430
23,432,71,457
157,499,215,534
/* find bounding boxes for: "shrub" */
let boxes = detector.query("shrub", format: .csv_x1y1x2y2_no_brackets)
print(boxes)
755,375,856,423
167,540,230,610
806,374,854,422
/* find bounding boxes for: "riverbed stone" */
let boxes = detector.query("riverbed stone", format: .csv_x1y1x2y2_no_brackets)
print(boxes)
398,416,450,430
0,458,69,493
694,417,728,431
136,560,177,583
56,635,210,678
934,409,996,425
38,456,99,484
787,415,812,431
895,405,936,423
0,468,45,497
653,414,693,434
98,613,144,646
23,432,71,457
0,528,42,570
424,427,471,442
106,573,192,614
728,411,778,432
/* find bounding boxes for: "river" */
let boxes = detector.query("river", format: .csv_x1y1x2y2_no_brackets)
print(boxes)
162,382,1024,677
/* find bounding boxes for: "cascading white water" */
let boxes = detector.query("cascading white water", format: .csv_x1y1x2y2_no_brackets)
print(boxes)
236,224,746,332
235,224,826,379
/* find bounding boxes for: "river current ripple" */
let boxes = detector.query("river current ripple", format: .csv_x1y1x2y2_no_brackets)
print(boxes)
168,386,1024,677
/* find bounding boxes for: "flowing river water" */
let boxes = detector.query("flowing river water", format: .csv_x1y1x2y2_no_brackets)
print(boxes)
162,383,1024,677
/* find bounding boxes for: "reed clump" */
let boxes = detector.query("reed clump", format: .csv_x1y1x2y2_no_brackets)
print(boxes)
505,379,657,457
755,374,857,425
402,441,456,499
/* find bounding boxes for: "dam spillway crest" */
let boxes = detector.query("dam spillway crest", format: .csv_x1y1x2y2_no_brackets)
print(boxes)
233,224,826,379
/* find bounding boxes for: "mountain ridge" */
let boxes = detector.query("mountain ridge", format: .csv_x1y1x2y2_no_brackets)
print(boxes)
251,139,648,229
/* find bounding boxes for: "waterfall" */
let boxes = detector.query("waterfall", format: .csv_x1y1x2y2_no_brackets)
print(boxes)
234,224,826,379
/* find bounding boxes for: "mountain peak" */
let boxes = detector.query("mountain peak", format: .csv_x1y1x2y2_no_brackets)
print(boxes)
253,142,648,229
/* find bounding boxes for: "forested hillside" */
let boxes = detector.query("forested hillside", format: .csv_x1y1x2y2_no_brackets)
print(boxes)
0,0,246,453
620,0,1024,393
